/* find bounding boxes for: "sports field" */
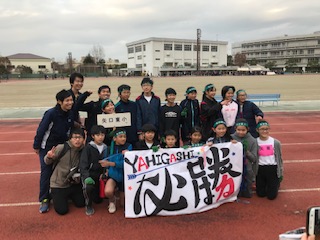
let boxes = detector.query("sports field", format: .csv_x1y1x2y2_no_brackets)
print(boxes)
0,74,320,239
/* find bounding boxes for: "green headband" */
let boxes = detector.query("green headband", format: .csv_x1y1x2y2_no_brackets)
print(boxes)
186,87,197,94
256,121,269,129
203,84,214,93
213,120,226,128
236,89,246,96
114,130,126,137
101,99,113,109
235,122,249,127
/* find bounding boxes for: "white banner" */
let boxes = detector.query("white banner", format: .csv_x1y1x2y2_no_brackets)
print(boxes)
124,143,243,218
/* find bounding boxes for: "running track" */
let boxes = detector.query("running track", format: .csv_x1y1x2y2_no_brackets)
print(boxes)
0,112,320,240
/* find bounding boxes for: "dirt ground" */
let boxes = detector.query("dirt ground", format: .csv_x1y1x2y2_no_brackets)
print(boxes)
0,74,319,108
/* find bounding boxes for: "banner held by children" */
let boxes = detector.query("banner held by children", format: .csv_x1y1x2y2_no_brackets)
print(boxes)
124,142,243,218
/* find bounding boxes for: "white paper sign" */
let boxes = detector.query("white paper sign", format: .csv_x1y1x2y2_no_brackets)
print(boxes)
97,112,131,128
124,143,243,218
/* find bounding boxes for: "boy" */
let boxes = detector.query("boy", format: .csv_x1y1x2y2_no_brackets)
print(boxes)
115,84,138,146
136,78,161,139
162,130,178,148
44,128,86,215
159,88,181,147
33,89,74,213
135,124,160,150
99,129,132,213
80,125,108,215
78,85,111,141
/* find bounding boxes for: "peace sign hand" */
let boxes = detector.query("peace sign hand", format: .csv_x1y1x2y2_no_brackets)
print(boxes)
47,146,57,159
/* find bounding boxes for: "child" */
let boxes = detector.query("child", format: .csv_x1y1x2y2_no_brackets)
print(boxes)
220,86,238,133
256,120,283,200
80,125,108,216
159,88,181,147
136,78,161,139
200,84,221,141
236,89,264,138
115,84,138,146
99,129,132,213
78,85,111,141
33,89,75,213
206,119,233,145
135,124,160,150
180,87,200,145
187,126,204,147
162,130,178,148
231,119,258,198
101,99,116,145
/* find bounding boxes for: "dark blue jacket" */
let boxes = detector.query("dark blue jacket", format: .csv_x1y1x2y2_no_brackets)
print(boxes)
33,105,74,150
180,98,200,142
136,92,161,133
236,100,264,138
115,100,138,145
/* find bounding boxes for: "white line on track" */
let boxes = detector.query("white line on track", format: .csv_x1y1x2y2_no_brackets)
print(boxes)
272,131,320,134
271,122,320,125
0,202,39,207
284,159,320,163
282,142,320,146
0,131,35,134
0,171,40,176
0,140,33,143
0,152,34,156
279,188,320,193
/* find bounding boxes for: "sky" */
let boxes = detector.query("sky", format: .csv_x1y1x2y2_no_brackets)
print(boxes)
1,0,320,63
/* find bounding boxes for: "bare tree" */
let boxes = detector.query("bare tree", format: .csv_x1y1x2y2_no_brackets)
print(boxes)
234,52,247,67
90,44,105,64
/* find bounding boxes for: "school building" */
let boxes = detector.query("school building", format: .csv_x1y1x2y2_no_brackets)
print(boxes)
232,32,320,72
7,53,53,74
125,37,228,76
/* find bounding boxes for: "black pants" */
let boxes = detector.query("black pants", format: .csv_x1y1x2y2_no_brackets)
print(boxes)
51,184,85,215
83,180,103,207
256,165,280,200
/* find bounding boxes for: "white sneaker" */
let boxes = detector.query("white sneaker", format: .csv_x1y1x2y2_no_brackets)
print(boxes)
108,202,116,214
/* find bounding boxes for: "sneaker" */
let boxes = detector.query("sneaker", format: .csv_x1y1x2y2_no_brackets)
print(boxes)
108,202,116,214
85,205,95,216
39,199,50,213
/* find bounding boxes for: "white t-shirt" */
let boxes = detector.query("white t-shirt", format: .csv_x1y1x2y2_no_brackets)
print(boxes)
146,142,153,149
257,137,277,165
96,144,104,154
221,101,238,127
144,95,152,103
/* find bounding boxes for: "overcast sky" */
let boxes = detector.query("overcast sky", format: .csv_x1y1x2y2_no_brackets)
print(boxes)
1,0,320,62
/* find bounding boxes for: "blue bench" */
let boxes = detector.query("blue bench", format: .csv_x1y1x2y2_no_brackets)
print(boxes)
214,94,280,106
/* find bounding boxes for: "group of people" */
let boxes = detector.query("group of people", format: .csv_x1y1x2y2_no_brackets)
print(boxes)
33,72,283,216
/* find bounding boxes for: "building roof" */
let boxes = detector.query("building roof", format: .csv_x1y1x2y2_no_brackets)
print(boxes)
6,53,50,60
126,37,228,47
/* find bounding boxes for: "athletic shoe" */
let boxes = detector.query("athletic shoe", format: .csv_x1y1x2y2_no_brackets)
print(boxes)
85,205,95,216
108,202,116,214
39,199,50,213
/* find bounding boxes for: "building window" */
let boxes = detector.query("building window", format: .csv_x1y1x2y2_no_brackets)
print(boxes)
202,45,209,51
155,58,160,60
308,49,315,54
184,45,191,51
184,62,192,66
38,65,46,69
128,57,134,59
135,45,142,52
155,50,160,52
136,64,142,68
318,40,320,45
174,44,182,51
292,50,297,55
128,47,134,54
299,50,304,54
143,45,146,51
137,55,142,60
144,64,146,67
211,46,218,52
193,45,199,51
164,44,172,50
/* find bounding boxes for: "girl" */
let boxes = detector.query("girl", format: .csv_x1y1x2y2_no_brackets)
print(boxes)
186,126,204,147
200,84,221,141
206,119,233,145
180,87,200,145
236,89,264,138
256,120,283,200
231,119,258,198
220,86,238,133
101,99,116,145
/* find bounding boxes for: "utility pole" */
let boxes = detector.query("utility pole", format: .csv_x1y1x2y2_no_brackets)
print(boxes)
196,29,201,75
68,52,72,74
